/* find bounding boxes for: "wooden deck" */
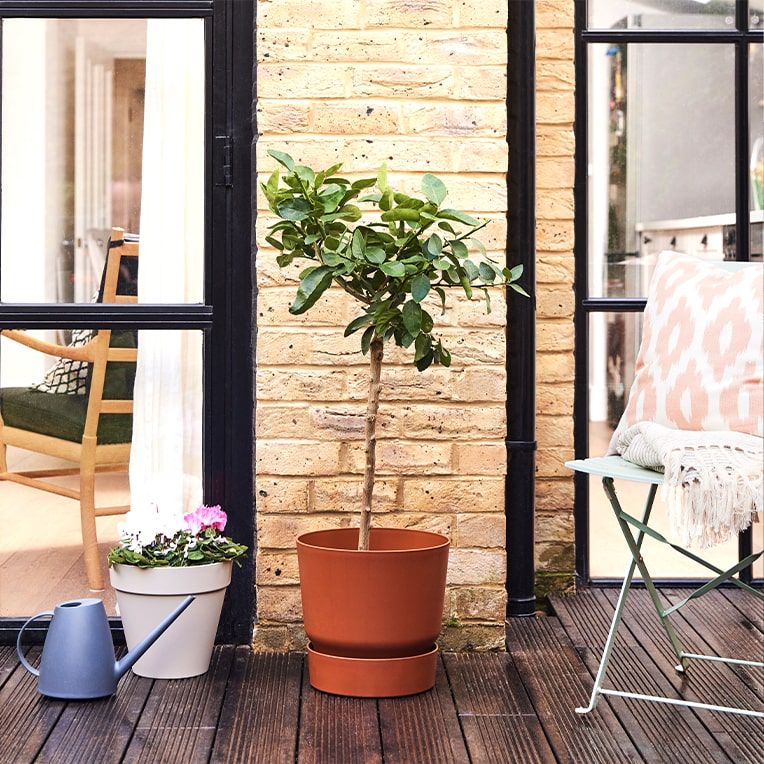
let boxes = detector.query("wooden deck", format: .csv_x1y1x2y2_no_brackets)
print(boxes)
1,588,761,763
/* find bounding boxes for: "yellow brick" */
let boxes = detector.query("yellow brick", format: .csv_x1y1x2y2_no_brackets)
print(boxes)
365,0,454,28
398,404,506,440
257,286,350,327
313,477,399,512
440,624,505,651
450,586,506,621
536,448,575,478
537,219,575,252
392,173,506,212
537,28,575,61
350,65,455,98
536,509,574,544
309,404,399,439
310,102,400,134
452,139,507,173
537,126,575,157
256,551,300,585
456,513,505,548
457,0,507,27
537,415,573,447
257,101,311,133
537,58,575,91
535,540,574,572
345,440,453,475
537,321,574,352
402,103,506,136
536,384,575,416
403,477,504,513
257,0,363,30
458,66,506,100
453,442,506,475
536,0,575,29
537,157,575,189
257,30,310,62
537,91,575,125
536,352,575,383
537,287,575,319
376,511,454,538
256,405,312,439
257,586,303,623
537,254,574,284
536,478,574,512
259,64,349,99
257,368,347,401
448,549,505,585
257,513,352,549
256,477,310,513
256,441,342,476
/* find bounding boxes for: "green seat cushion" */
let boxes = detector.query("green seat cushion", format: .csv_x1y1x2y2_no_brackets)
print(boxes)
0,387,132,444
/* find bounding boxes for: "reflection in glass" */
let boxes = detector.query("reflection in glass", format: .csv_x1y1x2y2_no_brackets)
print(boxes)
0,326,202,616
751,44,764,261
1,18,204,304
752,1,764,29
588,0,735,30
588,44,735,297
586,314,745,578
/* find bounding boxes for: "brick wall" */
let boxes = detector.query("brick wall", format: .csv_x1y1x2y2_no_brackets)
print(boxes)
253,0,576,650
534,0,575,596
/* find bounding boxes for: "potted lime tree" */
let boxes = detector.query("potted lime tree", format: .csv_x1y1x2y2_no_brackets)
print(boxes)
108,503,247,679
264,150,528,697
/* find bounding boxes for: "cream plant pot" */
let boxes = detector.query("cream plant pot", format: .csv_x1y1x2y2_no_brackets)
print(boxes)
109,561,232,679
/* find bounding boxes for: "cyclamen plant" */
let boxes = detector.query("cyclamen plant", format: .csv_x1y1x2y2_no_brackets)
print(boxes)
108,503,248,568
263,150,529,551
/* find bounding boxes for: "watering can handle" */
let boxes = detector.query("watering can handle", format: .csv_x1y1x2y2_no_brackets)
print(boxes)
16,611,54,677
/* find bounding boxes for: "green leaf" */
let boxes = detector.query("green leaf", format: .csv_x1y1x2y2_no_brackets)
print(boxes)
361,326,375,354
438,221,456,234
352,177,377,190
479,262,497,283
421,309,433,333
402,300,422,335
276,252,295,267
266,169,279,194
439,209,480,227
410,273,431,302
290,265,334,315
377,163,389,192
344,313,374,337
509,264,524,281
380,261,406,277
421,174,447,205
318,183,345,213
379,189,394,211
414,332,431,362
424,234,442,258
265,235,284,250
294,165,316,186
467,237,486,256
482,287,492,314
268,149,295,171
322,252,343,266
450,240,468,259
276,197,311,221
439,345,452,367
434,287,446,315
510,282,530,298
433,257,453,270
463,260,479,282
381,207,420,223
321,205,362,223
460,274,473,299
415,350,434,372
365,247,386,264
351,229,365,259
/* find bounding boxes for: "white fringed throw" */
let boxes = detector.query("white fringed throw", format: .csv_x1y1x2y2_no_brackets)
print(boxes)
617,422,763,550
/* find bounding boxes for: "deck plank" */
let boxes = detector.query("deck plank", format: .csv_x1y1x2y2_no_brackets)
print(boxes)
378,657,469,764
121,646,234,764
602,588,763,763
0,645,20,690
719,589,764,633
297,663,382,764
552,591,733,763
443,652,556,763
0,648,66,763
210,648,302,764
35,652,153,764
506,615,643,763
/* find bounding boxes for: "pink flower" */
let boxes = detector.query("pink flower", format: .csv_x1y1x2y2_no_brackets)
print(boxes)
184,504,227,535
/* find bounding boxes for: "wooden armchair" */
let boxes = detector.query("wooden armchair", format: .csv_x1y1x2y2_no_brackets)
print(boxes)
0,227,138,590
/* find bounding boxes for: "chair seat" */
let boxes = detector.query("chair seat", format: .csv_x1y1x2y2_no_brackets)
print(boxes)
565,456,665,485
0,387,132,445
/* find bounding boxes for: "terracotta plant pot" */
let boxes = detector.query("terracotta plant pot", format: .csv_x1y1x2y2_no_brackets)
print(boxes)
109,561,231,679
296,527,449,697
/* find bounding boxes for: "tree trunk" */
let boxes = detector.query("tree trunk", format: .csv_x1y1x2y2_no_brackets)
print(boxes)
358,337,384,550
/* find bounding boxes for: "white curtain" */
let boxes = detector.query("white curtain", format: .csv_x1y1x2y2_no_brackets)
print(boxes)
129,19,205,517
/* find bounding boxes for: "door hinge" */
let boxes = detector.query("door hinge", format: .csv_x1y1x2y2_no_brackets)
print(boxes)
215,135,233,187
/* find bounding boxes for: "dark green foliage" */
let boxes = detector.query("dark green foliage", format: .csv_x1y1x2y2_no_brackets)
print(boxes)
262,151,529,370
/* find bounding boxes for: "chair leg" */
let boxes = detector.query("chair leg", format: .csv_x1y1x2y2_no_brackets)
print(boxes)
80,440,104,591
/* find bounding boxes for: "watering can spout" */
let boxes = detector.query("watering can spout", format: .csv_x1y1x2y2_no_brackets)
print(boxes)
115,595,195,680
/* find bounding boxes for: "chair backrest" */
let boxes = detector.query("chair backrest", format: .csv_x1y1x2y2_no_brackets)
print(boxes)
83,227,139,444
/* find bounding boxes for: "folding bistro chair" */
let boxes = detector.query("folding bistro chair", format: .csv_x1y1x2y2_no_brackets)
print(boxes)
566,456,763,718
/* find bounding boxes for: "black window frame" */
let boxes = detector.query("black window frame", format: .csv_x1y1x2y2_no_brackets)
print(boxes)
0,0,254,644
574,0,764,586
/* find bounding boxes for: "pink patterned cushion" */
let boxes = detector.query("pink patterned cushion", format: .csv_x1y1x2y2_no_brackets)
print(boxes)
609,252,763,454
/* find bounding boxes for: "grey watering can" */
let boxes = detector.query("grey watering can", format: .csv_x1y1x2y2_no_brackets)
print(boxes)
16,596,194,699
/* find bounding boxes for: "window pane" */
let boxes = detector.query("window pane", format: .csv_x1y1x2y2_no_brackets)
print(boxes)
588,0,735,30
587,43,735,297
586,313,741,578
752,43,764,261
751,1,763,29
0,18,204,304
0,327,203,616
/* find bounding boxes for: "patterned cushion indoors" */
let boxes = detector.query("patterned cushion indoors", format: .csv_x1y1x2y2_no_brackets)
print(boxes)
32,328,94,394
608,251,763,453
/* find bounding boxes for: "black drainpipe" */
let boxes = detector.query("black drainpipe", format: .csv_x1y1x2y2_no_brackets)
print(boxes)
506,0,537,618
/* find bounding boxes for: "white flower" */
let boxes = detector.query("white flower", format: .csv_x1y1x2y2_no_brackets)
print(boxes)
117,500,188,551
